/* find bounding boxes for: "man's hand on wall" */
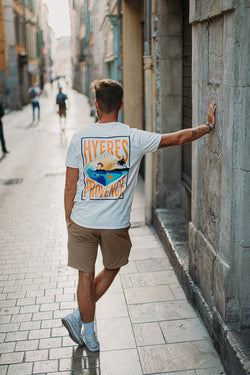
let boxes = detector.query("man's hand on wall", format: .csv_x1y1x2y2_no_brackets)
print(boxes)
207,100,216,129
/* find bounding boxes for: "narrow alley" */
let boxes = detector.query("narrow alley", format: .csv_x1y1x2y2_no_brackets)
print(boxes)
0,86,225,374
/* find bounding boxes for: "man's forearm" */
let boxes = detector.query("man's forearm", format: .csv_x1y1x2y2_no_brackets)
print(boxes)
64,188,76,222
177,124,211,145
159,124,211,148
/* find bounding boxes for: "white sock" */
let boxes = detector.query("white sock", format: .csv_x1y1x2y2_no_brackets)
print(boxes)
83,320,95,335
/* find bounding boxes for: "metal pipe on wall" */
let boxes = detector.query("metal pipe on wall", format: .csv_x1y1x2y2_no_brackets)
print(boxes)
144,0,154,224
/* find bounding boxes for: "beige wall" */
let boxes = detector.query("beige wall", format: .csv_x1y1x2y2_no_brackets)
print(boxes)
122,1,143,129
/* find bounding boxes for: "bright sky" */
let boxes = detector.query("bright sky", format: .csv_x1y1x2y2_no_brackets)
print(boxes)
42,0,71,37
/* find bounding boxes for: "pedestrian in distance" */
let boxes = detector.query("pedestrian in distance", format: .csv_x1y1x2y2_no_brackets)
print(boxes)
29,82,41,122
62,79,216,352
0,101,9,154
56,87,68,131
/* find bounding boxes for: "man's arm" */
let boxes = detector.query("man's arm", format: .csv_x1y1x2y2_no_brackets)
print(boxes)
64,167,79,226
158,100,216,148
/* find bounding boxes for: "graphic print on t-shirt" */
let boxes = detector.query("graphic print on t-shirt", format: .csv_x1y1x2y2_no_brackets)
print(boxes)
81,136,130,200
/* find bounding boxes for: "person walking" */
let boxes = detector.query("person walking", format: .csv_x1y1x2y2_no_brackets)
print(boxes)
29,83,41,122
0,101,8,154
62,79,216,352
56,87,68,130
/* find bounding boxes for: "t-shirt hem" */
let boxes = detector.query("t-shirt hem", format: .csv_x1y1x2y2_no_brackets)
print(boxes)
70,216,129,230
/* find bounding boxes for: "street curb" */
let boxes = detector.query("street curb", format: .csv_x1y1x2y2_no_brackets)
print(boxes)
152,207,250,375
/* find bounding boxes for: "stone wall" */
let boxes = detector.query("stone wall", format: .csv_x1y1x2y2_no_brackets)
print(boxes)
153,0,183,208
189,0,250,329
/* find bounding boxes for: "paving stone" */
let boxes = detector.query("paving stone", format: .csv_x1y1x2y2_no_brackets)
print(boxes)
40,302,60,311
129,300,197,323
97,317,136,351
0,307,20,316
7,292,26,300
60,301,77,310
0,342,16,354
169,283,187,300
11,313,32,323
49,346,73,360
0,351,24,365
128,270,179,287
28,328,51,340
0,365,7,375
135,257,172,272
133,322,165,346
155,372,196,375
19,305,40,314
124,285,175,304
15,340,39,351
129,246,166,260
138,341,221,373
53,309,72,319
16,297,35,306
0,300,16,308
36,295,55,304
33,359,58,373
52,327,67,337
19,321,41,331
41,319,62,329
32,311,53,321
5,362,33,375
59,351,99,371
0,316,11,324
39,337,62,349
96,293,128,320
23,349,49,362
196,368,225,374
100,349,142,375
5,331,28,342
160,318,210,343
119,260,138,274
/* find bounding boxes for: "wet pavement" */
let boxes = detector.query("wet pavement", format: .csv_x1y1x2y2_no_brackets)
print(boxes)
0,84,225,374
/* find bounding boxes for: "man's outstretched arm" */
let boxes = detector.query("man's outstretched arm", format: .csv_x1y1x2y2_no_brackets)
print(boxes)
64,167,79,226
158,100,216,148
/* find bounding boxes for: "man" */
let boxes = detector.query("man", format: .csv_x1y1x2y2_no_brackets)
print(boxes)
29,83,41,122
62,79,216,352
56,87,68,130
0,101,8,154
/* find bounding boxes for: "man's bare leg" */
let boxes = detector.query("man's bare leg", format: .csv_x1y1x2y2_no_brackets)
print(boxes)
94,267,120,301
77,267,120,322
77,271,95,323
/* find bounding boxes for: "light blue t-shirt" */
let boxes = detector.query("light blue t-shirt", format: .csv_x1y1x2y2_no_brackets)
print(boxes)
65,122,161,229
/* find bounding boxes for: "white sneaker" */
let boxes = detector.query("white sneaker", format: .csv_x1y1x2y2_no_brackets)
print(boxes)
62,308,83,346
83,332,100,352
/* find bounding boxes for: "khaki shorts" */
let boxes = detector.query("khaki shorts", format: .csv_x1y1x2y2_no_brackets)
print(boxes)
67,220,132,272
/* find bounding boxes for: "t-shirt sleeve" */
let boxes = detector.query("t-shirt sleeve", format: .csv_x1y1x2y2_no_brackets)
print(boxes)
65,135,80,168
133,129,161,154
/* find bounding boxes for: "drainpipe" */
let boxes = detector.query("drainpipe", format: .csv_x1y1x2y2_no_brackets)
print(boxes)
144,0,153,224
117,0,123,122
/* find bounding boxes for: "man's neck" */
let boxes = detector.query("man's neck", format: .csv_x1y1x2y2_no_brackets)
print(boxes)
97,112,118,124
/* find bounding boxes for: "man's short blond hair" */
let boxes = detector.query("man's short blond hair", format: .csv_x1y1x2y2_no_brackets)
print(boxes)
91,79,123,114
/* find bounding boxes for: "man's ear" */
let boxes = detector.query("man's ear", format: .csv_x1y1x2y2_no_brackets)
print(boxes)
95,100,99,110
119,101,124,111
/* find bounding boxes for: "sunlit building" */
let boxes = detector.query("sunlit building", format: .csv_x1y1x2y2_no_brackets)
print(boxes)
0,0,52,108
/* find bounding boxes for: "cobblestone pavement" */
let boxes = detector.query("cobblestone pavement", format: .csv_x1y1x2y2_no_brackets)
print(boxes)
0,85,225,374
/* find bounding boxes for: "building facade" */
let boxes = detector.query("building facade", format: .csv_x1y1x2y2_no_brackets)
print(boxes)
0,0,53,109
